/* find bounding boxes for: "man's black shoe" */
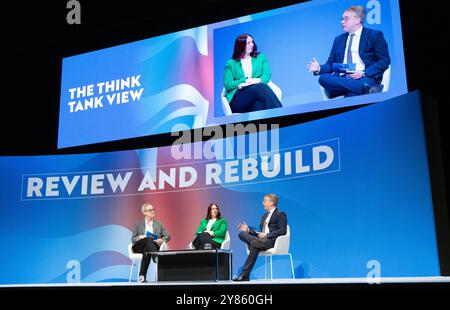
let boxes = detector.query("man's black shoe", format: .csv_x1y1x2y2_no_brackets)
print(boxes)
362,84,384,94
233,274,250,282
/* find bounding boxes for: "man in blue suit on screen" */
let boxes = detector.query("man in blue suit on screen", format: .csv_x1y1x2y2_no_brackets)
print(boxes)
307,5,390,98
233,193,288,281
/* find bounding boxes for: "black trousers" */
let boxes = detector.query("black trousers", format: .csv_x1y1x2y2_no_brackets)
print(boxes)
230,83,282,113
192,232,221,250
318,73,377,98
132,238,160,277
238,231,275,277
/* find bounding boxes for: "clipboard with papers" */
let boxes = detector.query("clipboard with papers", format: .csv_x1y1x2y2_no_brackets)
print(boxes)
145,231,159,240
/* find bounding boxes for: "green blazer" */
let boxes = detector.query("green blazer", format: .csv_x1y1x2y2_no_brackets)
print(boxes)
223,53,272,103
196,217,228,244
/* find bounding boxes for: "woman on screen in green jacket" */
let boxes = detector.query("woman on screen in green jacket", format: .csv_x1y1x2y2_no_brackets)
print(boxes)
192,203,228,250
223,33,282,113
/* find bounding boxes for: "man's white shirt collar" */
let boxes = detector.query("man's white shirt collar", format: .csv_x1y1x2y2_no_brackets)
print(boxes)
351,26,363,37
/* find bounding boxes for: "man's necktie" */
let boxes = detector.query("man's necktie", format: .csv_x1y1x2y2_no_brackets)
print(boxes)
262,213,269,233
346,33,355,64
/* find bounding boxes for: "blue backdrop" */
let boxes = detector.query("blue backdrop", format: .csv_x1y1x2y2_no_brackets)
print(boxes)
0,91,440,284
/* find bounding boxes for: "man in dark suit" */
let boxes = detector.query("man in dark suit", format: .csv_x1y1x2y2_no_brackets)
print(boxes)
131,203,170,283
233,193,288,281
307,5,390,97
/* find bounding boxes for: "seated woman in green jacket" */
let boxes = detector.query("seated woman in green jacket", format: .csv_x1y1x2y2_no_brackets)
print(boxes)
192,203,228,250
224,33,282,113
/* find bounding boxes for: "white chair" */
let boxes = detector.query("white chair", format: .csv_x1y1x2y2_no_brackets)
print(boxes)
187,230,231,250
380,65,391,92
128,241,168,282
246,225,295,280
220,230,231,250
320,65,391,100
221,81,282,116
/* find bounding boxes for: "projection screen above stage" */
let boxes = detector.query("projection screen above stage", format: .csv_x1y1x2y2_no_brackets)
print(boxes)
58,0,407,148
